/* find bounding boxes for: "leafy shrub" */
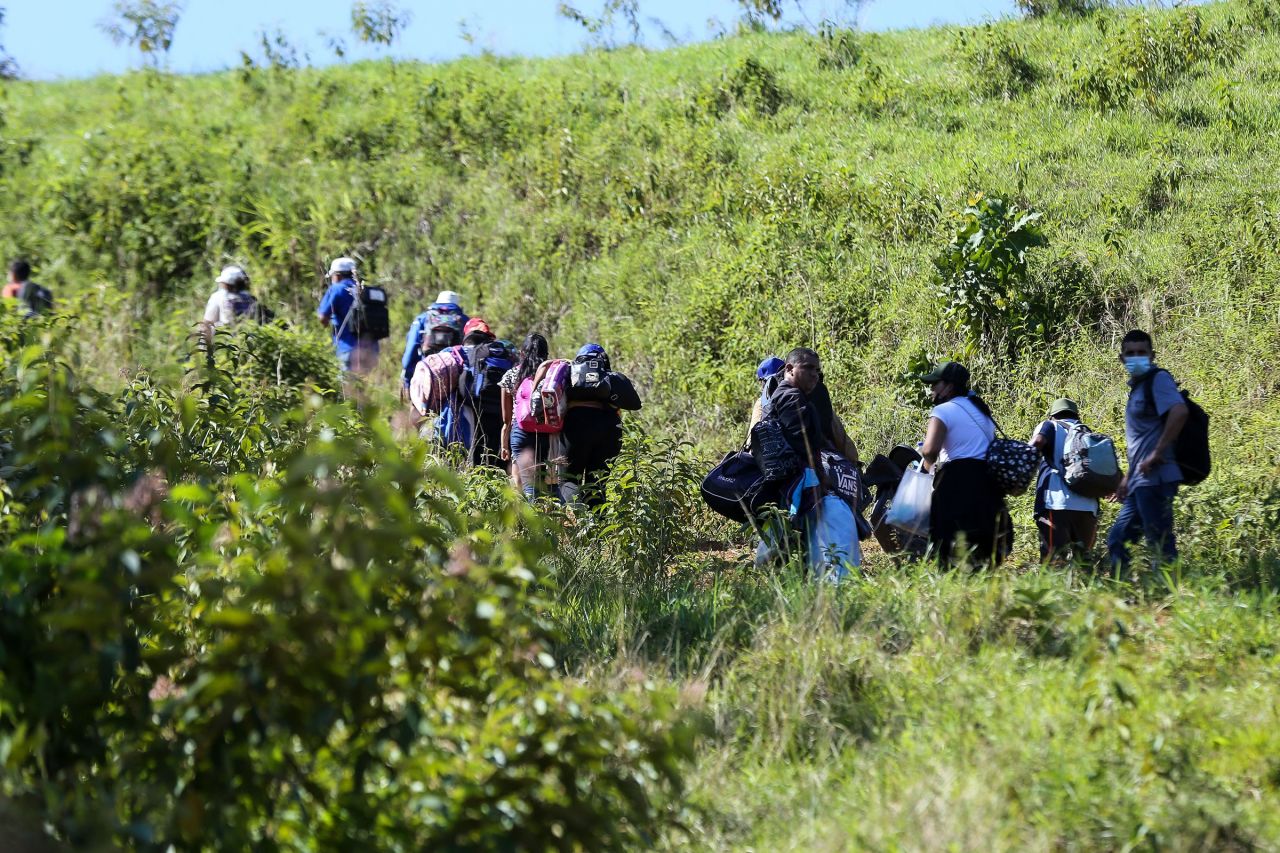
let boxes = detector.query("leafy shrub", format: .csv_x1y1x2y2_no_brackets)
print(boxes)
43,129,221,298
693,57,787,120
1015,0,1109,17
0,332,700,850
1235,0,1280,33
815,22,863,71
956,24,1038,99
933,194,1049,351
1070,10,1236,108
229,320,341,394
583,428,708,587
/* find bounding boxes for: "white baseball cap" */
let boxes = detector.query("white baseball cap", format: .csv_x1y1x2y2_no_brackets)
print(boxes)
328,257,358,276
436,290,462,306
216,265,248,286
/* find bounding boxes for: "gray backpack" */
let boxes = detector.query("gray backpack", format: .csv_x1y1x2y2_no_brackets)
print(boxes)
1059,421,1122,498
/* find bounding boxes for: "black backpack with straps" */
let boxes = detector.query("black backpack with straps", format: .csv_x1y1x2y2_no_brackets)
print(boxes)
1139,368,1211,486
352,282,390,340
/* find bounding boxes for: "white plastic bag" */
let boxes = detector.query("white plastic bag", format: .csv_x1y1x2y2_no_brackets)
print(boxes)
883,465,933,537
803,495,861,583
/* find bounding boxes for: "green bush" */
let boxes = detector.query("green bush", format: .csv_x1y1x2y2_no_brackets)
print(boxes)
693,57,788,120
228,320,341,395
932,194,1049,352
1015,0,1109,17
1070,9,1236,108
956,24,1038,99
0,332,700,850
814,23,863,71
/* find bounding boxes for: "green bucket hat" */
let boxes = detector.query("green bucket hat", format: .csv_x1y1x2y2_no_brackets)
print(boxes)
1048,398,1079,419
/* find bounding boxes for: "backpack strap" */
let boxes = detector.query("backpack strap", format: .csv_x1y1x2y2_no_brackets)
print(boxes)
1134,367,1170,419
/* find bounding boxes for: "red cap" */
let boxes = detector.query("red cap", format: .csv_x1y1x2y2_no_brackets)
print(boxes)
463,318,491,337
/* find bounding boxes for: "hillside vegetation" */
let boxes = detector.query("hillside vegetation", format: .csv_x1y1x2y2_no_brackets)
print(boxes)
2,1,1280,849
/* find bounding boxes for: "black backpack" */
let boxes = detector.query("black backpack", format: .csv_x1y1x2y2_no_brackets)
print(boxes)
468,340,514,417
1141,368,1211,485
352,283,390,340
749,417,801,482
569,353,612,402
19,281,53,315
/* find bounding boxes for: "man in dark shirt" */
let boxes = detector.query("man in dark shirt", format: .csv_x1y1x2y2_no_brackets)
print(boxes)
768,347,829,470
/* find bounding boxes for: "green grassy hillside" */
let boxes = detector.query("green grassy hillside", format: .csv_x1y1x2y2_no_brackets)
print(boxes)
3,1,1280,849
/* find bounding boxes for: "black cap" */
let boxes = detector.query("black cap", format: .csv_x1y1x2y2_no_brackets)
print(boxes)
919,361,970,386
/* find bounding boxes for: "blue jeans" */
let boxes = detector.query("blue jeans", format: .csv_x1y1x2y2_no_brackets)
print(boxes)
1106,483,1179,572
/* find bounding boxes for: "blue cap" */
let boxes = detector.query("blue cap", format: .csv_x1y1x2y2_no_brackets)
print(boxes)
577,343,606,359
756,356,785,380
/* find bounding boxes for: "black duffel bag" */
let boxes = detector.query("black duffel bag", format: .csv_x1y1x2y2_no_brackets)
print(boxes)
701,450,776,523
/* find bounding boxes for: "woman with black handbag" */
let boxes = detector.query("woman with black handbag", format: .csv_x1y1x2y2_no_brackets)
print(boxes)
917,361,1013,567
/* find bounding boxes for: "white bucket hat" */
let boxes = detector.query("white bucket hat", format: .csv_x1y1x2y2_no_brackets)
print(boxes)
436,290,462,306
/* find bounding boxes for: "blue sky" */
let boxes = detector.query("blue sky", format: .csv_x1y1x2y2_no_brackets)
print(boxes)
7,0,1018,80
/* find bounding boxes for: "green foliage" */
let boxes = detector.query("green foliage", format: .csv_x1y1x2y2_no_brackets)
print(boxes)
1070,9,1236,108
43,129,219,298
932,194,1049,351
0,319,698,850
227,321,341,394
1236,0,1280,33
956,24,1038,98
98,1,184,68
814,22,863,71
588,429,707,586
350,1,412,50
1015,0,1109,18
693,57,787,120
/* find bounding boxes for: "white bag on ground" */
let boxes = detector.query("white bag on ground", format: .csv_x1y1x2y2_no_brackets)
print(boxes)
803,495,862,583
883,465,933,537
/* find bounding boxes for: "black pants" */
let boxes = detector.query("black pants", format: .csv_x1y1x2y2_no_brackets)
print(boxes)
563,407,623,506
930,458,1011,567
470,411,508,471
1036,509,1098,563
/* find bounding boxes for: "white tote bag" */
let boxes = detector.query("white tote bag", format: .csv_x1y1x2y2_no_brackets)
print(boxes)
882,465,934,537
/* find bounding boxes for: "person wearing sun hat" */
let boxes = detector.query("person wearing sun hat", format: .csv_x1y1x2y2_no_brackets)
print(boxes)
401,290,470,389
1029,397,1101,564
917,360,1012,567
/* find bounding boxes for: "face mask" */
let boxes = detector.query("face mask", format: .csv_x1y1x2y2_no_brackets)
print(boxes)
1123,356,1152,378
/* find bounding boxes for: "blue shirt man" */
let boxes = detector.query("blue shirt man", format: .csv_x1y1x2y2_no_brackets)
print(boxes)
1106,329,1189,573
317,257,379,374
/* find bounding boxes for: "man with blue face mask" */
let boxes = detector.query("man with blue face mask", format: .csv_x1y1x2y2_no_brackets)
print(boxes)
1106,329,1189,574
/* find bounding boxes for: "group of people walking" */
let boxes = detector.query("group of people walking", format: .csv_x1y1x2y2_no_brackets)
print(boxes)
312,257,644,506
199,258,1214,571
724,329,1206,579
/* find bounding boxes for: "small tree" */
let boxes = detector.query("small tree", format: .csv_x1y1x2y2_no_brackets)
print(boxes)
98,0,183,69
350,0,411,51
933,194,1049,351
